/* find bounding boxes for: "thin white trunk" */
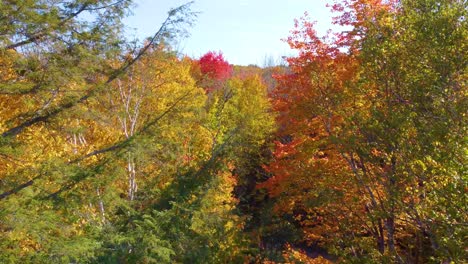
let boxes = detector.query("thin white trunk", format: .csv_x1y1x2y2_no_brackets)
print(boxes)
127,154,137,200
72,133,77,154
96,188,106,222
116,73,145,201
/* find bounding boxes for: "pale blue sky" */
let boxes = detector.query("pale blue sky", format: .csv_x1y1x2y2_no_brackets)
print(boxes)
124,0,334,66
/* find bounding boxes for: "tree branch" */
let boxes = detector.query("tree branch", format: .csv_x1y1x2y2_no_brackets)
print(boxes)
1,2,195,139
0,91,193,200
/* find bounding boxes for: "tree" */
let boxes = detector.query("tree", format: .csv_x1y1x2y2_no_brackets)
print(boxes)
0,2,199,262
199,51,232,81
261,0,467,262
193,51,233,92
0,1,196,139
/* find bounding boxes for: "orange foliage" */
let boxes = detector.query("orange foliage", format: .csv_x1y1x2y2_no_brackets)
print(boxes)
259,0,379,250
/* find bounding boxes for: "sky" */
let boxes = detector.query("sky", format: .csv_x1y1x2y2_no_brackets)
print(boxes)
124,0,335,66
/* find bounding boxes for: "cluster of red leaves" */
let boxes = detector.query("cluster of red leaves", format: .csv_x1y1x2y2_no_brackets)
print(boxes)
198,51,232,81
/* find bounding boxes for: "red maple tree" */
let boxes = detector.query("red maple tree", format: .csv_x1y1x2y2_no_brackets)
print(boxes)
199,51,232,81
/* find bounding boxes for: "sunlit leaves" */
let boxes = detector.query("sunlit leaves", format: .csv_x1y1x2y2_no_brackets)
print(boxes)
262,0,467,262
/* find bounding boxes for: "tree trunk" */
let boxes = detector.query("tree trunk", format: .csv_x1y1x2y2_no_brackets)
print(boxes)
127,154,137,201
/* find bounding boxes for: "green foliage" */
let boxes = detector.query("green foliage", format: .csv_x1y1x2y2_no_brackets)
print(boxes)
260,0,467,262
0,1,465,263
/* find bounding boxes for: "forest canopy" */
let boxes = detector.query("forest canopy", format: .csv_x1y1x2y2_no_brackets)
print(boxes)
0,0,466,263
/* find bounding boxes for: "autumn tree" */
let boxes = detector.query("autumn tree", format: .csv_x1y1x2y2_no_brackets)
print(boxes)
0,1,199,262
261,0,467,262
192,51,233,92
